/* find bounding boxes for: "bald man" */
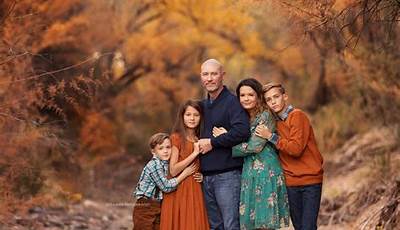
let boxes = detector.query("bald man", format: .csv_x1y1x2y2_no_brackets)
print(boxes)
198,59,250,230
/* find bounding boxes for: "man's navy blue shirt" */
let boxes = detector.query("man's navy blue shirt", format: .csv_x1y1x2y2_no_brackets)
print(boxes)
200,86,251,174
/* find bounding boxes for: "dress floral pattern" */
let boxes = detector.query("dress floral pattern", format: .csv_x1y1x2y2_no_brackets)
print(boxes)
233,111,290,229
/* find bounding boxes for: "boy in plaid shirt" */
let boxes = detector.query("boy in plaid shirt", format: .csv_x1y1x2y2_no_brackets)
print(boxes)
132,133,196,230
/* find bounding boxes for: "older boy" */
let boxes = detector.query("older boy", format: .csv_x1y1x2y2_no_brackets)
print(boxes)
132,133,197,230
256,83,324,230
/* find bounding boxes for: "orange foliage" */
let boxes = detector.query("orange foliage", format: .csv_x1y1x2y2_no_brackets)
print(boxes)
79,111,119,164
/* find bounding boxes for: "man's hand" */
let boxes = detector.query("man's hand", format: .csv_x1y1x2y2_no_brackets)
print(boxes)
255,124,272,139
198,138,212,154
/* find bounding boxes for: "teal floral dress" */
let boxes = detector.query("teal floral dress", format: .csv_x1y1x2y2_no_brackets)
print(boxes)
233,111,290,230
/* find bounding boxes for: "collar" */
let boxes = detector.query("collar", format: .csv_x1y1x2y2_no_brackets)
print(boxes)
278,105,294,121
206,86,229,107
152,156,169,165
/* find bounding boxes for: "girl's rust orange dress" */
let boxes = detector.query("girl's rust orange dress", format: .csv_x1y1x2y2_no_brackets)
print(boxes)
160,133,209,230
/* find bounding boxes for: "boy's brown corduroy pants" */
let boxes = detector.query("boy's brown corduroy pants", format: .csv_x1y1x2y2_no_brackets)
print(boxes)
132,198,161,230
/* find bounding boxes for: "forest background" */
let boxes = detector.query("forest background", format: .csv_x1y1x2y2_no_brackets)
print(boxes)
1,0,399,229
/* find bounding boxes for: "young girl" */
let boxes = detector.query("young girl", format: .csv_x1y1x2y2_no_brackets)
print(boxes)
213,78,290,229
160,100,210,230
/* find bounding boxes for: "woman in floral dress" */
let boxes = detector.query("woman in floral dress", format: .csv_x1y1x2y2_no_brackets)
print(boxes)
213,78,290,229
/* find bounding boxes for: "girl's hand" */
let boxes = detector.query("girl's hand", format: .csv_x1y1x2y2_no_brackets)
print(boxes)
193,172,203,183
193,142,200,156
212,127,227,137
255,124,272,139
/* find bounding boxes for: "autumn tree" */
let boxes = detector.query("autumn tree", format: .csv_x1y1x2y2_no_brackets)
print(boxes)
274,0,400,115
1,0,280,216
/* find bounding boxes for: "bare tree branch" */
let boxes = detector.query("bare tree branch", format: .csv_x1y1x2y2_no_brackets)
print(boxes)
0,51,28,66
0,52,113,85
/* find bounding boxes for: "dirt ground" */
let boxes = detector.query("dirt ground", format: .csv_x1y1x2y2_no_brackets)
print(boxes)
3,127,399,229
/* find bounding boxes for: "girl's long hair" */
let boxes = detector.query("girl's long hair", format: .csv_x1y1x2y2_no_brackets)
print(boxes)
235,78,266,119
172,100,203,147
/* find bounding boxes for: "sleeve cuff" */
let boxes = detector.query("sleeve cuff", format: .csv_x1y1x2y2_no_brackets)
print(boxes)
269,133,279,145
210,137,219,148
171,178,178,188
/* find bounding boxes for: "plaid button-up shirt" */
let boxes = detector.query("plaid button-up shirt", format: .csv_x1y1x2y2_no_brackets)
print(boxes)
269,105,294,145
134,156,178,201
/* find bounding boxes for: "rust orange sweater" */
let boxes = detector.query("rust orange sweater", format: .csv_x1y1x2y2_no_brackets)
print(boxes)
273,108,323,186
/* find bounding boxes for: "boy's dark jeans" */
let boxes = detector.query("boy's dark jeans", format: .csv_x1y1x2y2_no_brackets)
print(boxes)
286,183,322,230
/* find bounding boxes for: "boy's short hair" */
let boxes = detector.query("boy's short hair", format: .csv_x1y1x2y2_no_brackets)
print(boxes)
148,133,170,150
263,82,286,94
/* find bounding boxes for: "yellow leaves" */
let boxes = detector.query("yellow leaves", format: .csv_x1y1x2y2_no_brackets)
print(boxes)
123,0,263,64
278,46,304,73
243,33,267,58
166,0,219,26
223,54,256,84
123,22,162,65
134,75,174,112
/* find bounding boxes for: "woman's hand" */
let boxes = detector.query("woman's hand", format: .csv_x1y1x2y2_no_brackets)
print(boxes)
255,124,272,139
212,127,227,137
193,172,203,183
